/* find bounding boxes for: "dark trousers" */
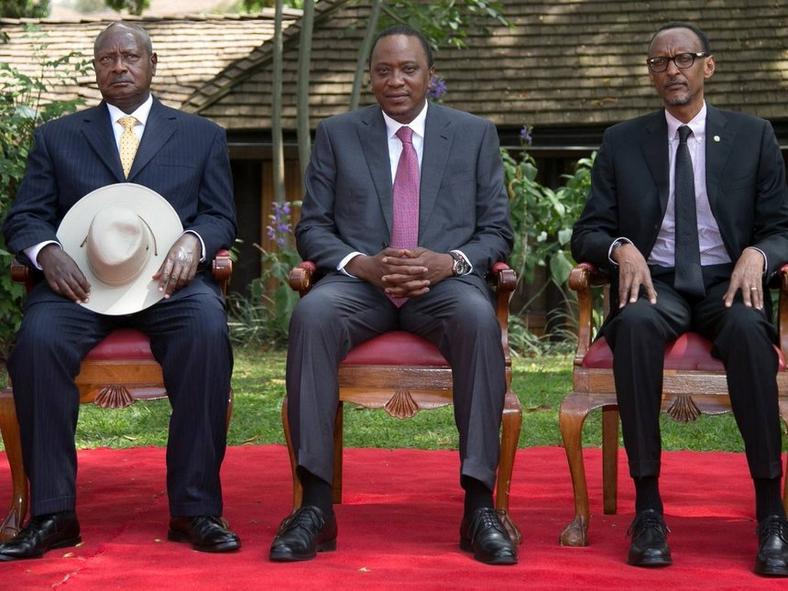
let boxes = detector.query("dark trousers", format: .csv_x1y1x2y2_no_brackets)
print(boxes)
603,264,783,480
7,277,233,517
286,273,506,491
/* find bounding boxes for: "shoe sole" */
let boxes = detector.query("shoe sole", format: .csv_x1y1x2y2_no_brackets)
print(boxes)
627,555,672,568
0,536,82,561
754,560,788,577
269,539,337,562
459,538,518,565
167,530,241,553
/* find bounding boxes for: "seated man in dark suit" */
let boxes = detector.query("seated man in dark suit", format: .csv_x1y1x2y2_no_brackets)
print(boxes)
571,21,788,575
269,26,517,565
0,22,239,560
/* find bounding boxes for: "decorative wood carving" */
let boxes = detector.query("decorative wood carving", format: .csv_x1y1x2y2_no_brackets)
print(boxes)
384,390,419,419
94,385,134,409
667,394,701,422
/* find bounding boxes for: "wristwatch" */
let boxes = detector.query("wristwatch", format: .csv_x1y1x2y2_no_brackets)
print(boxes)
449,251,471,276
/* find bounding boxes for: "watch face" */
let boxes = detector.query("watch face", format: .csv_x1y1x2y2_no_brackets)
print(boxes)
452,253,469,275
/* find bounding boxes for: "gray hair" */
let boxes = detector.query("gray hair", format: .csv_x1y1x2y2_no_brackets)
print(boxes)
94,22,153,57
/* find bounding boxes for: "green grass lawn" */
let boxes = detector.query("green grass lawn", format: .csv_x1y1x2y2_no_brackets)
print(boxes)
55,347,768,453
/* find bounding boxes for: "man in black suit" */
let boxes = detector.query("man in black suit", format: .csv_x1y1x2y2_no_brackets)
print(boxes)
0,22,239,560
572,22,788,575
268,26,516,565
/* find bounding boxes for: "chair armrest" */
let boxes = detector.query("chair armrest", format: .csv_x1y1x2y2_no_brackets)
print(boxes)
488,262,516,361
212,249,233,296
12,250,234,296
10,258,31,289
778,264,788,358
568,263,610,366
289,261,317,297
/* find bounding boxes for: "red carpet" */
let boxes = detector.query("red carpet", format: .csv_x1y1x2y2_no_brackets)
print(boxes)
0,445,785,590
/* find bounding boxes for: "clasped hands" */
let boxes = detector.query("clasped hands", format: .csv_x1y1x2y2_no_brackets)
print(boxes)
613,242,765,310
38,233,201,304
346,247,454,299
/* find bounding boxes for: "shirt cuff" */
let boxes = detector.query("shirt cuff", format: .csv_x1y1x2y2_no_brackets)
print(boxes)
25,240,61,270
607,237,632,265
450,249,473,275
745,246,768,275
183,230,206,262
338,251,364,277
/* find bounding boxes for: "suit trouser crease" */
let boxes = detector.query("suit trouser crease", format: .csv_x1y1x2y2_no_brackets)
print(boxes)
8,280,232,516
604,267,782,480
287,275,506,491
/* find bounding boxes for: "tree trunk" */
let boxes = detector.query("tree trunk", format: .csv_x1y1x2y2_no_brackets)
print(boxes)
349,0,383,111
296,0,316,189
271,0,285,203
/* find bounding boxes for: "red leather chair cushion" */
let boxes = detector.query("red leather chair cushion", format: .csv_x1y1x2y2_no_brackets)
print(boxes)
583,331,785,371
85,329,155,361
342,331,448,366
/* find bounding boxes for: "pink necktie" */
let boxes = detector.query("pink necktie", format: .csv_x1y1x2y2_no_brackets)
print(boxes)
388,126,420,307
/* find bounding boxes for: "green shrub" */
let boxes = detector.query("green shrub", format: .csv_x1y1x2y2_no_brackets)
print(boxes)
0,27,89,352
501,129,595,355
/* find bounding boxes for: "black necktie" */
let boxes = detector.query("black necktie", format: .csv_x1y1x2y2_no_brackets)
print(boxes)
673,125,705,297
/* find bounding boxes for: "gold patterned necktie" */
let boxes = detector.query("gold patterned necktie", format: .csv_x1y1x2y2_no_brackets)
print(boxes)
118,115,139,179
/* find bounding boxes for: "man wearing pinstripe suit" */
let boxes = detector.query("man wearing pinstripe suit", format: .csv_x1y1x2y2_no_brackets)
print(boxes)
0,22,239,560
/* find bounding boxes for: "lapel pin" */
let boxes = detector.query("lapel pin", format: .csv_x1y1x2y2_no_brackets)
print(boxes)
713,135,721,142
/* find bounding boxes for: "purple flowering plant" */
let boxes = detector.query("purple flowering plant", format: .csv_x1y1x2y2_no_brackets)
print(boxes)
229,200,302,347
427,76,447,102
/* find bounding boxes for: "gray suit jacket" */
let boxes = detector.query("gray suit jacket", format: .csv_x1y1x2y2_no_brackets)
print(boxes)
571,105,788,287
295,103,513,288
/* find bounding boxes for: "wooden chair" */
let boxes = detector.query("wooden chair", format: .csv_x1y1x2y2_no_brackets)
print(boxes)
282,261,523,543
0,250,233,541
558,262,788,547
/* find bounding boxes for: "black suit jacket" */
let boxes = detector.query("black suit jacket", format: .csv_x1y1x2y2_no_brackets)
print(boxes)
571,105,788,290
3,98,237,300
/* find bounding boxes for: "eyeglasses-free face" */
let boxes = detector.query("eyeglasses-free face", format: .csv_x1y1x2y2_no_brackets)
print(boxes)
646,51,709,73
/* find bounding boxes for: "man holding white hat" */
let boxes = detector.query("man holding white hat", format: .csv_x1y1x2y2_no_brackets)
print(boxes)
0,21,238,559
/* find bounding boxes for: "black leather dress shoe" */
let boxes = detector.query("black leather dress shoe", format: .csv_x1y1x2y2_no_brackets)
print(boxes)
459,507,517,565
754,515,788,576
0,512,81,561
627,509,672,567
168,516,240,552
269,505,337,562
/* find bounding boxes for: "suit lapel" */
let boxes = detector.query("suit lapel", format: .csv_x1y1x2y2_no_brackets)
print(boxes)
128,98,177,180
358,107,394,235
642,112,670,217
418,104,452,238
704,105,732,217
80,103,125,182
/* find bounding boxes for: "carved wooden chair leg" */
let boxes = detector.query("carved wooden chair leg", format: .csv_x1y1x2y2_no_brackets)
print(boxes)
496,389,522,544
0,387,27,541
602,406,619,515
558,392,596,546
281,398,303,511
331,401,343,505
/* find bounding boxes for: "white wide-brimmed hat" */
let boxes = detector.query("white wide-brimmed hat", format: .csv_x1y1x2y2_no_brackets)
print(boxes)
56,183,183,315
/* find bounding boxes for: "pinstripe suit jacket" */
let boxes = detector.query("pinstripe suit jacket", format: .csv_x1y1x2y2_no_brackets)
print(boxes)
3,98,237,302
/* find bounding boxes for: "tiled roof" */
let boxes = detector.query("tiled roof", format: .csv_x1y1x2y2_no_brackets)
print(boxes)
184,0,788,130
0,11,300,109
